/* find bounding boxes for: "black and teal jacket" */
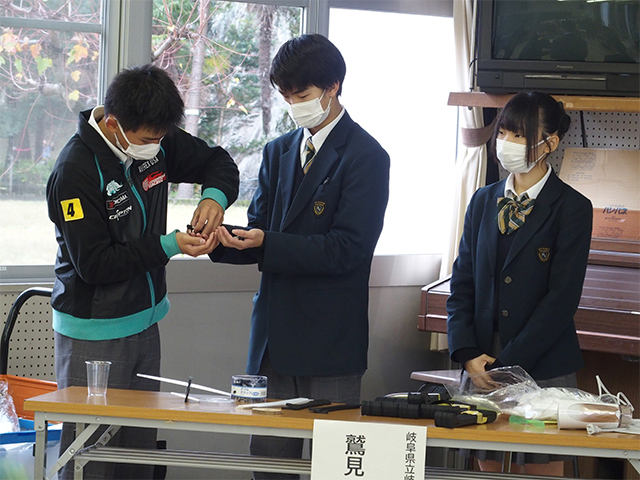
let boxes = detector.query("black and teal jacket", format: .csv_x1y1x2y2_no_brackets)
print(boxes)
46,109,239,340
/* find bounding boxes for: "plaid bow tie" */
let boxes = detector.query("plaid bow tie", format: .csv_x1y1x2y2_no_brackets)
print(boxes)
497,194,535,235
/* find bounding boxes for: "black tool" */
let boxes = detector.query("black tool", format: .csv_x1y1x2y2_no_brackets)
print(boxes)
361,399,473,419
282,399,331,410
222,224,246,240
359,383,496,427
184,376,193,403
408,389,450,405
310,403,361,414
434,408,497,428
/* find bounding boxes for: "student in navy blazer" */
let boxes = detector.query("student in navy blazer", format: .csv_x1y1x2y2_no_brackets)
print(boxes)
447,92,592,476
209,34,389,479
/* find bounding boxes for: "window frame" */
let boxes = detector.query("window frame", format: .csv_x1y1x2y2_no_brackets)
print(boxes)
0,0,453,282
0,0,144,281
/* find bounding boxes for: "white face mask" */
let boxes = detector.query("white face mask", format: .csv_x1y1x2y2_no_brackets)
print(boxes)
286,90,332,129
115,121,162,160
496,138,547,174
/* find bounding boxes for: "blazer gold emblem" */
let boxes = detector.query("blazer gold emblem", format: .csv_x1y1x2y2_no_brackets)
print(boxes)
313,201,325,216
537,247,551,262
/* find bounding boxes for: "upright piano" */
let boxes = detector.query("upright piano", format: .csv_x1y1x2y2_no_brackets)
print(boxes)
420,243,639,411
419,244,640,357
420,241,639,477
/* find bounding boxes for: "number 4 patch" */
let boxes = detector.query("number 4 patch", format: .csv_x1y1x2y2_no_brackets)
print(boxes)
61,198,84,221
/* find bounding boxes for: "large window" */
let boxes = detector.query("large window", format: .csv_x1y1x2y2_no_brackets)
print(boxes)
151,1,304,232
0,0,103,265
329,7,456,255
0,0,457,268
0,0,304,266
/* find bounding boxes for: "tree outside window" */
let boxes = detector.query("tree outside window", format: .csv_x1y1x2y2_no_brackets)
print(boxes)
151,0,302,223
0,0,302,265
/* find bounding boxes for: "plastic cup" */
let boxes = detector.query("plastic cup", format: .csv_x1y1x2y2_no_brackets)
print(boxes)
85,360,112,396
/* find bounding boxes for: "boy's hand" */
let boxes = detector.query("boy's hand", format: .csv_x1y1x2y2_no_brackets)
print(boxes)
217,225,264,250
189,199,224,238
176,230,219,256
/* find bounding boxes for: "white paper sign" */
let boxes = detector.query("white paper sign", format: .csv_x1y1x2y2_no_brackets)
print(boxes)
311,419,426,480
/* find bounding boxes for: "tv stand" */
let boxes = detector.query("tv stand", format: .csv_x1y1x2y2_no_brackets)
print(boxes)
448,92,640,112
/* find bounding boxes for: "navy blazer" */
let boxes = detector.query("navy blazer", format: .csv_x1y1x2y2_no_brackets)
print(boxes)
446,169,592,381
211,112,390,376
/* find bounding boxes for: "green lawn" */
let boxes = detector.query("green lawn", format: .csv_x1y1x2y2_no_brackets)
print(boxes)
0,199,249,265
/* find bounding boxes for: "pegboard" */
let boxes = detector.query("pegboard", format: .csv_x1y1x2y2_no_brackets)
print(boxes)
1,291,56,381
499,111,640,179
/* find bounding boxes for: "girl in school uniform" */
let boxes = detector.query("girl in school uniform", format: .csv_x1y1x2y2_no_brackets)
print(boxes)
446,91,593,476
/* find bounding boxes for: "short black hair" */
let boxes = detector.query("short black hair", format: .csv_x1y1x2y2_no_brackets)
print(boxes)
104,64,184,134
492,91,571,166
270,34,346,96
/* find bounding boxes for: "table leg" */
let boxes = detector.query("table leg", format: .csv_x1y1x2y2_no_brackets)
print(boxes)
94,425,120,448
68,424,122,476
33,412,47,480
73,423,84,480
46,422,99,480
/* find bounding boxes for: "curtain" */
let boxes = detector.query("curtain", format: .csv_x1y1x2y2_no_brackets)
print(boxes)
431,0,489,351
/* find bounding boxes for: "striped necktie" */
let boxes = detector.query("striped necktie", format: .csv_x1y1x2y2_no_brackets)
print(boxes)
497,194,535,235
302,137,315,174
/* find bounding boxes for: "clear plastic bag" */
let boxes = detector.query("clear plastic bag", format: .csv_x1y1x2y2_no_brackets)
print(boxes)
446,366,599,421
0,380,20,434
446,366,636,431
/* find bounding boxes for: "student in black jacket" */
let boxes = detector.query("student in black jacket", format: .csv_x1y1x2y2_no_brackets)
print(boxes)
46,64,239,480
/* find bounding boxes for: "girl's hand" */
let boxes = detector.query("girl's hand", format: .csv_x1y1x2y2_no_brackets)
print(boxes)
465,354,498,390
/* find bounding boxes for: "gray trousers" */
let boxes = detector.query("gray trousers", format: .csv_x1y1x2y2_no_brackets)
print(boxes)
250,351,363,480
55,323,161,480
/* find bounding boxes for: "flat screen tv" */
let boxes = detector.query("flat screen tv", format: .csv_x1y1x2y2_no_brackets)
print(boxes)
476,0,640,96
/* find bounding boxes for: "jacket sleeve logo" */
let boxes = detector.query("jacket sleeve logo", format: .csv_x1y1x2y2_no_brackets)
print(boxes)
142,171,167,191
537,247,551,262
313,201,326,217
106,180,123,197
61,198,84,221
